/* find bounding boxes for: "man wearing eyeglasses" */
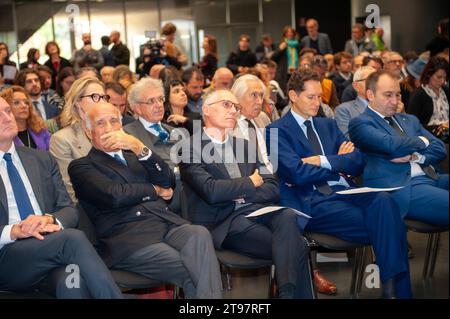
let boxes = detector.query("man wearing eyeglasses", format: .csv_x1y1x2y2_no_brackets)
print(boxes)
68,102,223,299
179,89,315,299
124,77,182,213
383,51,406,80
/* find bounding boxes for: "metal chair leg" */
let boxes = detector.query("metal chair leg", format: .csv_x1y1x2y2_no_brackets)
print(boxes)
356,246,367,295
428,233,441,278
422,234,434,279
268,264,276,298
307,254,318,299
173,285,179,299
350,247,362,298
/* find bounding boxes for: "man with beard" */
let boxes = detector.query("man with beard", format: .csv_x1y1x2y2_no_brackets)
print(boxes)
182,67,205,115
14,69,60,121
72,33,104,72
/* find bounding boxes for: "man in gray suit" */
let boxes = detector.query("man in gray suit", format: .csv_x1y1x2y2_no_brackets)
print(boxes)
124,77,185,213
335,66,375,137
0,97,122,298
300,19,333,55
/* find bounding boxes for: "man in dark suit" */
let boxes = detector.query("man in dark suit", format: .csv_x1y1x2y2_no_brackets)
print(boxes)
349,70,448,226
0,97,122,299
179,89,314,299
266,70,412,298
68,102,222,299
300,19,333,55
125,77,185,213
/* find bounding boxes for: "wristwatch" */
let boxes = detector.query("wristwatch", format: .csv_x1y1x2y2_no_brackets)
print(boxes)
44,213,57,225
138,146,150,159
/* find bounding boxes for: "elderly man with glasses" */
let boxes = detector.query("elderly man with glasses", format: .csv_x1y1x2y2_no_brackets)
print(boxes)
124,77,184,213
179,89,315,299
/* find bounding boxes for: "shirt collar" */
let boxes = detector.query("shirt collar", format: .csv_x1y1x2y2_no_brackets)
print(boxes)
203,128,230,145
290,107,313,128
139,116,160,128
356,96,369,107
368,105,389,120
106,149,124,160
0,143,17,163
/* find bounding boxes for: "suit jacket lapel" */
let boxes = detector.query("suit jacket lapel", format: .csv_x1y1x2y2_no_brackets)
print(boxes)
284,111,314,155
393,114,413,136
201,134,231,179
88,148,137,182
16,148,46,212
366,107,399,136
133,121,160,147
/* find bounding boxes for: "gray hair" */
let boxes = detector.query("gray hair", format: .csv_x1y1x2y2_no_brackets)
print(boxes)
231,74,266,100
128,77,164,107
353,66,376,82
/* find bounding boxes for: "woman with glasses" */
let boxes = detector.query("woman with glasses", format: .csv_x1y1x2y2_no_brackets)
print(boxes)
163,79,202,135
50,77,108,201
0,86,51,150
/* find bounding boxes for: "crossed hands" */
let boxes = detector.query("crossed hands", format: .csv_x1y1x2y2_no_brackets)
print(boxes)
301,141,355,167
11,215,61,241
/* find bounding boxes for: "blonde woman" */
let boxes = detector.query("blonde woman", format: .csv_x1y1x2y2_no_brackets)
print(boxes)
0,85,51,150
49,77,109,201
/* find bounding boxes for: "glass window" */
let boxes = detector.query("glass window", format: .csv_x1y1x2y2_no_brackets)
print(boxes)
88,1,126,52
125,1,159,73
53,1,90,63
262,0,292,45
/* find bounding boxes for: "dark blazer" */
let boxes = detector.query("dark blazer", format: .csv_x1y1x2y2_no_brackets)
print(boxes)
348,108,447,216
68,148,187,267
0,147,78,236
407,86,450,128
226,49,257,75
266,111,364,219
179,135,280,248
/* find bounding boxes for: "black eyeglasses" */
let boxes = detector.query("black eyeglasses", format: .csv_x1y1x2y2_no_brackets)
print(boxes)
79,93,111,103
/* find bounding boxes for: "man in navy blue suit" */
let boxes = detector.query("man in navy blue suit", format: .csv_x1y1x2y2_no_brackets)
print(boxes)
266,69,412,298
349,70,448,226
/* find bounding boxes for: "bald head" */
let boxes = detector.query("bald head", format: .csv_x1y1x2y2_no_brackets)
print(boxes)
85,102,122,152
212,68,234,90
110,31,121,44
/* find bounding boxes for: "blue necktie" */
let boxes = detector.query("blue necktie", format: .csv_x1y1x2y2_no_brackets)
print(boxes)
150,124,169,143
303,120,333,195
3,153,34,220
113,153,128,166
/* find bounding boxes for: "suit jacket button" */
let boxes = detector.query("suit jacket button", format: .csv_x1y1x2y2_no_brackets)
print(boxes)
136,211,142,216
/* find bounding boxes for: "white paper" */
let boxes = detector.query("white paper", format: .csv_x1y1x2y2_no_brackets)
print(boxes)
336,186,404,195
2,65,17,80
246,206,311,219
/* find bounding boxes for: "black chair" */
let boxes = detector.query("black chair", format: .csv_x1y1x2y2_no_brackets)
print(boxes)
304,232,370,299
405,219,449,279
76,204,179,298
215,249,276,298
179,188,286,298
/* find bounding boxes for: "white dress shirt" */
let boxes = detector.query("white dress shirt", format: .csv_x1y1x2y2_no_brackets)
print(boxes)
236,115,273,173
290,110,350,188
139,117,164,137
0,144,44,249
32,96,47,121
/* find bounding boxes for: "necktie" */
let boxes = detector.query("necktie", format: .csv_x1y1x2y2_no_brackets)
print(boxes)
113,154,127,166
385,116,438,180
3,153,34,220
303,120,333,195
150,124,169,143
32,101,42,117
